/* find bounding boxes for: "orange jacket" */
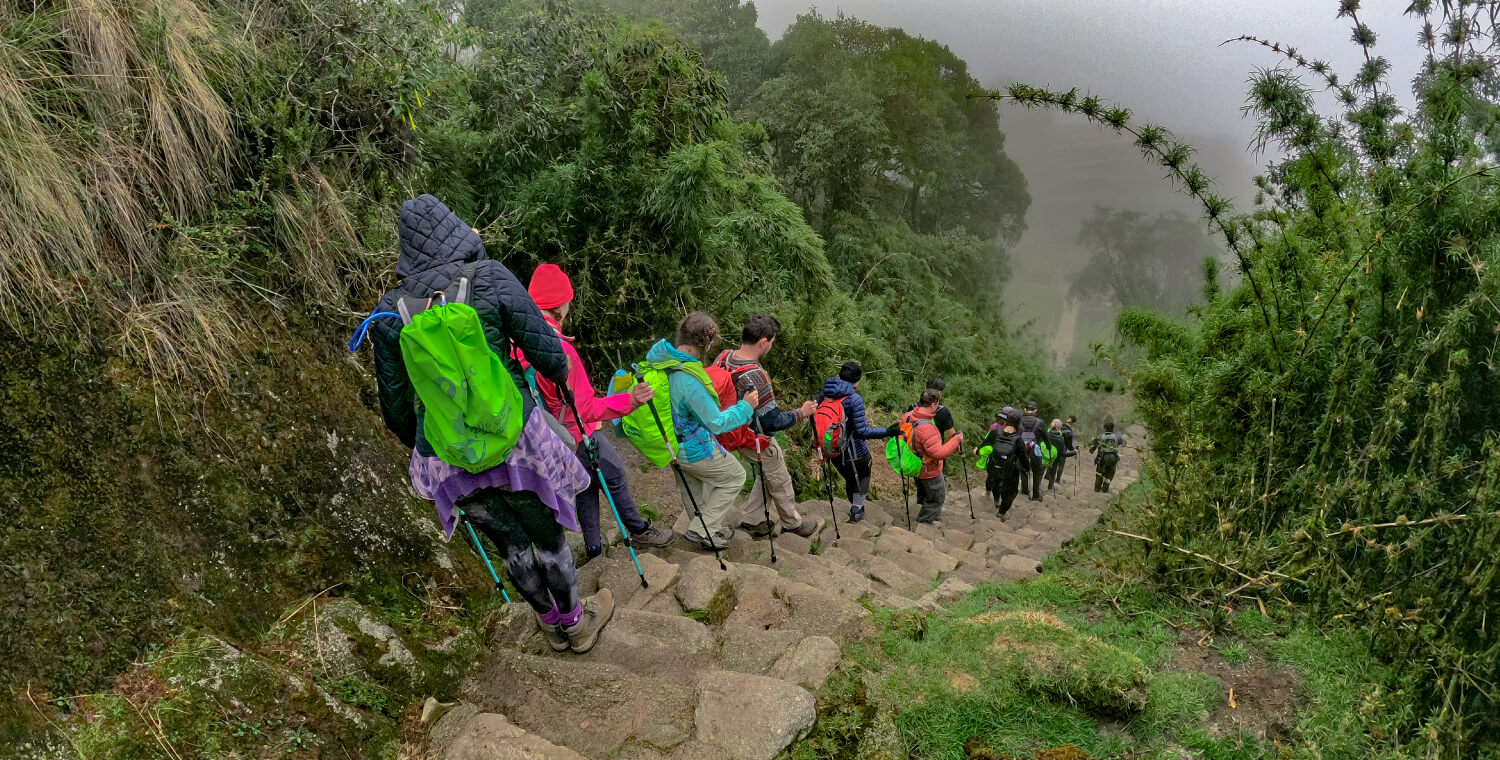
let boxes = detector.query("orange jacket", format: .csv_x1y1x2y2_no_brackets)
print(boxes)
903,407,961,479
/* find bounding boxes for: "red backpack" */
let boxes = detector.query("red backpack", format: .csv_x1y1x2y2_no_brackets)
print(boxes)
706,364,765,452
813,397,849,458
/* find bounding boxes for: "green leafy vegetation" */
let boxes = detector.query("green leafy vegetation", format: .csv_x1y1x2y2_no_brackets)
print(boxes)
967,3,1500,754
791,545,1410,760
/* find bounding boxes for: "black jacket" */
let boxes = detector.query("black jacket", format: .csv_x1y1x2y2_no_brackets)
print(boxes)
1060,423,1077,457
371,195,569,455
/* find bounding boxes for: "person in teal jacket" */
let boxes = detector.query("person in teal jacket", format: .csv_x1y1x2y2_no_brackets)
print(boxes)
644,312,757,550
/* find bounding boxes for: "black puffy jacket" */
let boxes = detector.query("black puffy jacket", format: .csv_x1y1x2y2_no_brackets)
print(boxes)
370,195,569,456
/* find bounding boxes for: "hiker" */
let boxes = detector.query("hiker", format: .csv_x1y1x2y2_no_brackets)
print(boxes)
921,377,956,437
1018,402,1046,501
714,315,826,540
370,195,609,654
645,313,758,550
1043,418,1067,491
901,389,964,525
525,264,678,559
1060,416,1079,485
977,408,1023,520
1089,418,1126,493
817,361,895,523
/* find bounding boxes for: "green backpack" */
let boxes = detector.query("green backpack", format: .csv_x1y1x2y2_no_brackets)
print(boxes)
975,445,993,470
885,415,930,478
396,268,525,473
1038,438,1058,468
609,359,715,467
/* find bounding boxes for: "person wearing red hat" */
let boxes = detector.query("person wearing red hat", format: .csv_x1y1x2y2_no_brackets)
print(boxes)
524,264,678,558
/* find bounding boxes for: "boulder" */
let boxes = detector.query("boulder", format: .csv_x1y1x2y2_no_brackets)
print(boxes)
575,608,716,683
991,553,1042,580
767,636,841,690
694,670,816,760
434,709,588,760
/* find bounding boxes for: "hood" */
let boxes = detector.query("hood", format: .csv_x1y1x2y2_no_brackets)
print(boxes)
395,194,486,279
645,339,699,365
909,406,936,421
821,377,855,399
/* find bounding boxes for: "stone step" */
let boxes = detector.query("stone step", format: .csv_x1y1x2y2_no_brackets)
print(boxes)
463,651,815,760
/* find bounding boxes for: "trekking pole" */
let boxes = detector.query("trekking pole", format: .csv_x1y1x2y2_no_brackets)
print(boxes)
460,511,512,603
565,396,648,589
750,417,777,564
900,474,912,530
821,452,841,540
958,435,975,521
636,367,726,570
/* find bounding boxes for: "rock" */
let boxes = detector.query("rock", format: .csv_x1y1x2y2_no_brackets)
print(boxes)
915,577,974,612
490,602,544,652
940,531,974,552
987,531,1024,554
859,555,927,598
694,670,816,760
718,624,803,675
600,552,681,611
466,651,695,757
770,551,871,602
774,531,812,556
436,710,589,760
304,599,422,686
819,546,855,567
991,553,1042,580
675,555,733,612
429,703,482,754
767,636,841,690
576,608,716,684
834,536,875,558
914,522,941,541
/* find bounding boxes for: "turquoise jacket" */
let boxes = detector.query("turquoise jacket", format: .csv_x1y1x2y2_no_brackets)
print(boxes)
645,340,753,464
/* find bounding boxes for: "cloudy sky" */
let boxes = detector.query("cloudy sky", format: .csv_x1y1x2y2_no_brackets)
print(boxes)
749,0,1428,358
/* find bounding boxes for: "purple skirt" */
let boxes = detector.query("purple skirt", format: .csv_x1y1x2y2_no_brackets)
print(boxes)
410,407,591,539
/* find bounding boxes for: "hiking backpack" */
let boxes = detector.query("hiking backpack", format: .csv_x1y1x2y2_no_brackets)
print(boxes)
813,397,849,459
1095,432,1121,455
988,427,1021,471
885,414,930,478
706,364,762,453
394,264,525,473
1038,437,1058,468
608,359,717,467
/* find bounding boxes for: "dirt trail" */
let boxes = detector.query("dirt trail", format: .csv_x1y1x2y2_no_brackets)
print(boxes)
423,428,1147,760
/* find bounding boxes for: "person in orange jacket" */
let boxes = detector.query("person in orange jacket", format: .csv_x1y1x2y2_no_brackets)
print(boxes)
902,389,964,525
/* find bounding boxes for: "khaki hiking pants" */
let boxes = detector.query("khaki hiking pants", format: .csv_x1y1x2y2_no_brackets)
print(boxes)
677,450,747,542
737,437,803,531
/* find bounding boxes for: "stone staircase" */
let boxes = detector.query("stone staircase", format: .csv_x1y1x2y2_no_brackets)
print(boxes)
427,437,1143,760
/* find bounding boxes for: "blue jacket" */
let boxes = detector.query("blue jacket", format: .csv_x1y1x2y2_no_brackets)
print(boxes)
817,377,889,460
645,340,753,464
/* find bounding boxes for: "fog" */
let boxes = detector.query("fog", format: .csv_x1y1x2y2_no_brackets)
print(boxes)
751,0,1427,363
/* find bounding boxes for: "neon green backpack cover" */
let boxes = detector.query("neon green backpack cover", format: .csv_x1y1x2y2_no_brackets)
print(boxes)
1038,438,1058,468
399,298,524,473
975,445,993,470
609,359,715,467
885,416,929,478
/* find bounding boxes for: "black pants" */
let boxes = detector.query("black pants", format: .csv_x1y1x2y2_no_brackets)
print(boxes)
1094,452,1119,492
989,463,1020,516
916,474,946,523
1045,454,1065,489
1025,452,1044,499
461,489,580,616
574,433,650,553
832,451,873,506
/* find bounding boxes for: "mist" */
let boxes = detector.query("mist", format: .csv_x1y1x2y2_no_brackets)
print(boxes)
750,0,1427,364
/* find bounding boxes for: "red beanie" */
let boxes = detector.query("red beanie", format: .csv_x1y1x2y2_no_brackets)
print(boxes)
528,264,574,310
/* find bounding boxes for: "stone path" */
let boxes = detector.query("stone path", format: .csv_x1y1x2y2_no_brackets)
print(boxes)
426,431,1144,760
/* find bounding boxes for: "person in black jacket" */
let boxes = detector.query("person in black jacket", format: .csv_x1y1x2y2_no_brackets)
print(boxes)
978,408,1024,519
1043,418,1068,491
369,195,611,655
817,362,895,523
1018,402,1046,501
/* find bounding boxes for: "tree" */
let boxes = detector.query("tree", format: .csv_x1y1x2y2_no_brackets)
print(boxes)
1069,207,1222,314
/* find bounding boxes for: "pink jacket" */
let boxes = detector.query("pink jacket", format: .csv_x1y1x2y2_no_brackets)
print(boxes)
523,315,637,444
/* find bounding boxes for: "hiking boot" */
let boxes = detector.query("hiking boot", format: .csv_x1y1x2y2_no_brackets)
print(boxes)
563,589,614,654
687,527,734,551
630,524,676,549
739,519,775,539
539,620,570,652
787,517,826,539
848,507,865,523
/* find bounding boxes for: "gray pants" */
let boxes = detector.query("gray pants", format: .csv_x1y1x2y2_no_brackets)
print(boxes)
916,474,946,524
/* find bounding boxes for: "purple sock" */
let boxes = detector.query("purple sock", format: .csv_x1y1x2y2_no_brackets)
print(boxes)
557,603,584,628
537,603,563,627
